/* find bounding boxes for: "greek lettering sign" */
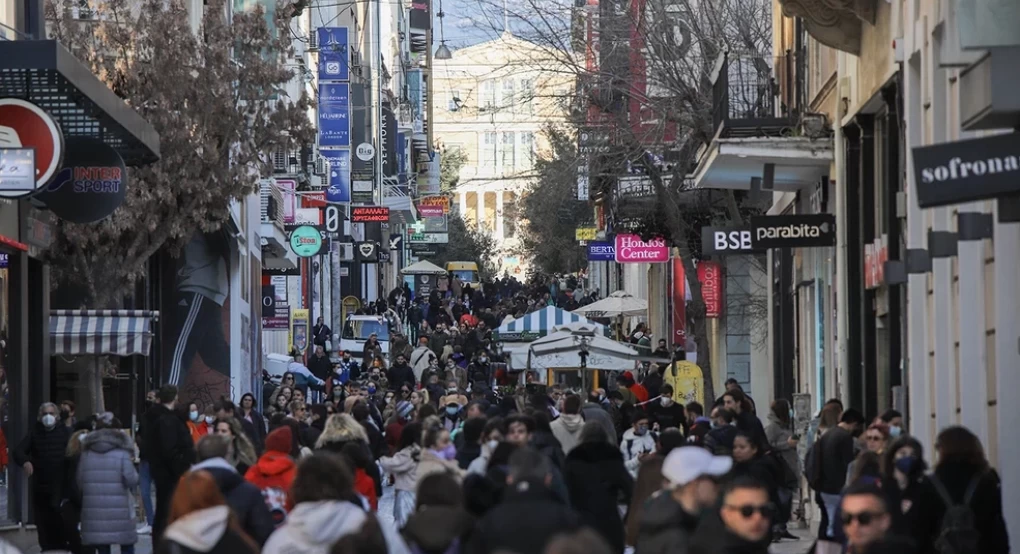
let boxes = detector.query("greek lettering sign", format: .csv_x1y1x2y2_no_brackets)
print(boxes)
911,132,1020,208
351,206,389,222
750,214,836,249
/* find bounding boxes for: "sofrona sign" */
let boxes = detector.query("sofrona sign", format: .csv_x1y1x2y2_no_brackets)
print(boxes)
912,133,1020,208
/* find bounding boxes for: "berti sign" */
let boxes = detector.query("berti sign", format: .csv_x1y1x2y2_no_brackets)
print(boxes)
911,132,1020,208
701,225,765,255
750,214,835,249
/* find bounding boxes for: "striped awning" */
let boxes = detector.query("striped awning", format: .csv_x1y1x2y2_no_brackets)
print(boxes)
50,310,159,356
494,306,606,341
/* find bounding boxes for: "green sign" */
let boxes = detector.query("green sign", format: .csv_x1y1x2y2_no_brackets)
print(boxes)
289,225,323,257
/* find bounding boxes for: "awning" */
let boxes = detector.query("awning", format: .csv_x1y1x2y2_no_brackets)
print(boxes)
50,310,159,356
692,137,832,191
494,306,607,341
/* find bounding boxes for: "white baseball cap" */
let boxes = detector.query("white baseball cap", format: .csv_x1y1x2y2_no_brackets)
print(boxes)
662,446,733,487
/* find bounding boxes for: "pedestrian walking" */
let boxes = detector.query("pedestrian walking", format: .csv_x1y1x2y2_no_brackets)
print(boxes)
14,402,72,551
647,384,687,434
239,393,267,453
416,416,464,487
77,415,139,554
550,394,585,455
142,385,196,540
563,422,633,553
764,399,800,540
582,391,617,445
688,477,773,554
402,472,475,554
807,407,865,540
155,470,259,554
835,481,916,554
61,427,88,554
467,417,505,476
245,426,298,526
379,422,422,527
620,413,657,477
193,434,275,546
316,413,383,497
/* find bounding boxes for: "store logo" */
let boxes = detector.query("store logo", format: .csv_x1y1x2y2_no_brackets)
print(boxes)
912,133,1020,208
750,214,835,249
614,234,669,263
702,225,761,255
0,98,64,197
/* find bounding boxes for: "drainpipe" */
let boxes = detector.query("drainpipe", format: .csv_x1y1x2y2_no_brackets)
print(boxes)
833,53,849,404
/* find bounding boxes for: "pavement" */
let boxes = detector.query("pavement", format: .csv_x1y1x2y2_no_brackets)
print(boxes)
2,486,816,553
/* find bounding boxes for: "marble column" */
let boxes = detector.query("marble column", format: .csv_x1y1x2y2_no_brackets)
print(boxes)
458,191,468,218
476,190,486,231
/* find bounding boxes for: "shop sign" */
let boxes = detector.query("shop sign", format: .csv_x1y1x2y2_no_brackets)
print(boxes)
587,241,615,261
410,243,437,256
32,137,127,223
354,241,379,262
671,257,685,345
696,261,723,318
263,266,300,277
575,227,597,241
351,206,389,222
389,233,403,250
409,232,449,244
750,214,835,249
0,98,64,197
864,236,887,290
614,234,669,263
0,252,7,267
317,27,350,82
0,148,35,193
323,150,351,204
701,225,763,255
414,273,437,296
417,204,444,217
418,195,450,213
289,225,323,257
262,316,290,330
911,133,1020,208
317,83,351,148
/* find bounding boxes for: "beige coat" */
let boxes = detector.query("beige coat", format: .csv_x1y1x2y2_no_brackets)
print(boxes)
415,448,464,487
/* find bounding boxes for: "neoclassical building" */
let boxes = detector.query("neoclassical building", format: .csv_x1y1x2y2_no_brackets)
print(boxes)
432,32,573,275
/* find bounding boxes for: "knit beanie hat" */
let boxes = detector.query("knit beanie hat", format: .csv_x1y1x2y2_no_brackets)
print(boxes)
265,426,293,454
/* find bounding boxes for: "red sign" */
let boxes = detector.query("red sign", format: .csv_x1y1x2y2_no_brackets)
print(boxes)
614,234,669,263
417,204,444,217
351,206,389,222
697,261,723,318
864,236,887,289
672,257,686,346
303,192,326,208
0,98,64,194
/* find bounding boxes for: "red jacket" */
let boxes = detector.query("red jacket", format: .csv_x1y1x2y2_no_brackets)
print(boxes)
355,468,378,511
385,419,406,456
245,451,298,517
630,383,650,404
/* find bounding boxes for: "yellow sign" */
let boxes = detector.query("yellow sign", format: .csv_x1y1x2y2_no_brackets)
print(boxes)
575,227,597,240
664,361,704,406
291,309,309,353
341,296,361,325
419,195,451,214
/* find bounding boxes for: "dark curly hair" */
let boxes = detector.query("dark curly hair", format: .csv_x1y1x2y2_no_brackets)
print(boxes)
291,452,358,505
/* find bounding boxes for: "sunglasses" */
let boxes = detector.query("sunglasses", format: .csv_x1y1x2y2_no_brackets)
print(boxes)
841,511,886,526
724,503,775,520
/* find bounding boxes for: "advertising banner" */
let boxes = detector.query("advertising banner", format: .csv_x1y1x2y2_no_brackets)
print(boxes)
352,206,390,222
409,232,449,244
409,0,430,30
615,234,669,263
587,241,615,261
291,309,309,352
318,83,351,148
575,227,597,240
381,101,397,178
276,178,296,223
350,84,373,179
696,261,722,318
671,257,686,346
37,137,127,223
418,195,450,213
749,214,836,249
317,27,350,82
417,204,444,217
323,150,351,203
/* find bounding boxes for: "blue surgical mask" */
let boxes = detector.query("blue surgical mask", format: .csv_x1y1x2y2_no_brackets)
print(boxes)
446,406,460,417
889,425,902,438
367,385,376,394
789,408,794,420
635,425,648,436
894,455,921,476
189,410,200,422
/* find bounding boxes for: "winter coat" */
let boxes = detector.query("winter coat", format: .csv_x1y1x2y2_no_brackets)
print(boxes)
380,446,420,491
764,413,799,489
241,410,267,454
467,480,583,554
704,425,738,455
402,506,474,554
244,451,297,525
77,428,139,546
563,441,634,553
262,500,410,554
13,422,71,503
531,430,566,470
315,419,383,496
619,428,656,476
143,404,195,484
635,492,700,554
687,513,770,554
912,462,1010,554
194,458,275,546
155,505,258,554
550,414,585,455
416,449,465,488
813,426,855,494
581,402,618,445
456,442,481,470
647,400,687,434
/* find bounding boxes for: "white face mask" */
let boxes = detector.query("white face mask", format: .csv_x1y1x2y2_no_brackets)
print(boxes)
205,415,215,425
660,397,673,407
189,410,200,422
41,414,57,428
487,439,499,451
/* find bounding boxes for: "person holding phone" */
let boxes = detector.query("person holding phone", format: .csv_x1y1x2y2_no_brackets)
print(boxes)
765,399,800,539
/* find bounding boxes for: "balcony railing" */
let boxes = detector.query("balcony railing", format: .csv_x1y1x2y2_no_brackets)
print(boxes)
711,51,795,138
259,180,284,232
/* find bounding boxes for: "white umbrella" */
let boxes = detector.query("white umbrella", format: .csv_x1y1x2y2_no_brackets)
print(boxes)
571,290,648,318
526,323,639,371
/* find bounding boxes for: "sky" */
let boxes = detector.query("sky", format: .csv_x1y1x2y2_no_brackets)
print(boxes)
436,0,572,49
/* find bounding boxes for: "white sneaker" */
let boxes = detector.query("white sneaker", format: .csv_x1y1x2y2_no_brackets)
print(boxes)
136,524,152,535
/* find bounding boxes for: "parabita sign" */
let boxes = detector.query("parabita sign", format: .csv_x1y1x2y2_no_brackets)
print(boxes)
912,132,1020,208
750,214,836,249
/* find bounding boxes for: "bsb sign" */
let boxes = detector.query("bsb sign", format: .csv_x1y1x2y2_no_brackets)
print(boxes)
701,225,764,255
911,132,1020,208
750,214,836,249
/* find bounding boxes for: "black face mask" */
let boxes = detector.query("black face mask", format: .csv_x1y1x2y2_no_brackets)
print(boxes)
60,409,70,420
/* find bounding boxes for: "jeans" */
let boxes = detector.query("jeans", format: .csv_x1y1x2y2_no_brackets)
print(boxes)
138,461,154,526
819,491,842,539
90,546,136,554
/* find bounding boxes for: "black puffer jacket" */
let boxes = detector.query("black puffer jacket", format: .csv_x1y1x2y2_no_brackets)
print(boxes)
197,461,275,546
564,441,633,553
636,492,700,554
14,422,71,502
688,513,770,554
143,404,195,482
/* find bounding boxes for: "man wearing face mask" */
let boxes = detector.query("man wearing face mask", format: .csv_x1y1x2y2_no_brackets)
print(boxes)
647,384,688,435
879,409,905,439
620,413,657,477
142,385,196,539
13,402,73,551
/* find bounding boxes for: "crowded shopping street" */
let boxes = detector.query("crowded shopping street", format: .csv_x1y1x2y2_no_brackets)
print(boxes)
2,0,1020,552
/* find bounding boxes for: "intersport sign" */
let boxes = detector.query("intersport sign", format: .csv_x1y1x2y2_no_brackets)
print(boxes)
615,234,669,263
750,214,836,249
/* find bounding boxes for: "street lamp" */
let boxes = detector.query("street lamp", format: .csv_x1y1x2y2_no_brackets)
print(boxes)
435,42,453,60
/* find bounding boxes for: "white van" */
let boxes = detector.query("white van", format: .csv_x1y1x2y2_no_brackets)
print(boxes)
339,315,391,357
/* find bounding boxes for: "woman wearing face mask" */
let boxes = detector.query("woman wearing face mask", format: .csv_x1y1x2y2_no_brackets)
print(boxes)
440,382,468,409
198,407,218,437
186,402,204,444
379,422,422,527
880,436,927,538
13,402,73,551
416,416,464,487
467,418,505,476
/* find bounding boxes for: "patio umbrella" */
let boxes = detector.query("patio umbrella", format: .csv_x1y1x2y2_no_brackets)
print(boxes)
571,290,648,318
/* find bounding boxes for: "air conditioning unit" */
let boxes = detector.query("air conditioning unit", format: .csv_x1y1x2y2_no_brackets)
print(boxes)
272,149,287,172
314,155,329,176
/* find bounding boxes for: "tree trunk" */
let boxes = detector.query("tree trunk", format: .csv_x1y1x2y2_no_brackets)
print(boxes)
682,254,716,404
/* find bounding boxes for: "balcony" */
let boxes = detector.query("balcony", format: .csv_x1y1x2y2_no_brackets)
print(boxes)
711,52,794,139
383,178,418,224
259,180,297,269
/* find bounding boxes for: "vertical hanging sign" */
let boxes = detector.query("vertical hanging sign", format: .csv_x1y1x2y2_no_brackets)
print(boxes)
318,83,351,148
317,27,350,82
697,261,723,318
323,150,351,203
381,101,397,179
671,257,686,347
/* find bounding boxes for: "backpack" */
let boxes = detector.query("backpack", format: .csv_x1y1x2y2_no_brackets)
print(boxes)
804,438,825,491
261,486,289,527
929,472,984,554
